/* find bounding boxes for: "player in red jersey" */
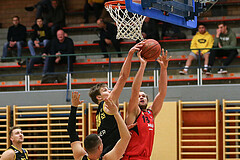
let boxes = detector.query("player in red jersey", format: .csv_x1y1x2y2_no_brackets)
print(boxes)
122,48,171,160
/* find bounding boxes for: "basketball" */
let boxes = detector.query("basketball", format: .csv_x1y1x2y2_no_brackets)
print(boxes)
140,39,161,60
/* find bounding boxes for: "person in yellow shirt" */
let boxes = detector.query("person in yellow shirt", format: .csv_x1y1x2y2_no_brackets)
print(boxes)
179,23,214,75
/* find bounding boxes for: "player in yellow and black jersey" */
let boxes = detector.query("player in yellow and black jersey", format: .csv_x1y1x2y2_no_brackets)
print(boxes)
88,42,145,155
1,126,28,160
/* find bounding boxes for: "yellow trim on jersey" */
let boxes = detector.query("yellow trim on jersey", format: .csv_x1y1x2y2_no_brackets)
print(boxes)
8,145,28,160
102,101,114,115
11,145,23,153
23,148,28,158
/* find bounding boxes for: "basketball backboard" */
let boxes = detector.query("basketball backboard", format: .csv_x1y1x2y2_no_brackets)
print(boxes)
125,0,198,28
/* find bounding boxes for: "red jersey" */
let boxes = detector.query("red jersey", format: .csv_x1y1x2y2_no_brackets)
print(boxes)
122,109,155,160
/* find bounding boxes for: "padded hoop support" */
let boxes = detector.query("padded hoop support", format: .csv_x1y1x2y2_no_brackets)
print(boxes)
125,0,197,29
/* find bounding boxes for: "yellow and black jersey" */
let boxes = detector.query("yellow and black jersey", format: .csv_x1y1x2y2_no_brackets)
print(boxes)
7,145,28,160
96,101,120,155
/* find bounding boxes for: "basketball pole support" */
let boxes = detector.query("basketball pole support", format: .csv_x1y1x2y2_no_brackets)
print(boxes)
66,56,71,102
107,54,113,89
25,60,30,92
154,69,159,88
197,49,203,86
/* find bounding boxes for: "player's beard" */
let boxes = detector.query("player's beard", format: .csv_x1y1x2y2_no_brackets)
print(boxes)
139,104,148,110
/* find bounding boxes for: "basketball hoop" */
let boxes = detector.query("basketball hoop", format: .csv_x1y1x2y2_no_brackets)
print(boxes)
105,1,146,41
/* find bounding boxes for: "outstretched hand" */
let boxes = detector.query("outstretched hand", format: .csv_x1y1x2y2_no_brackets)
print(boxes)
71,91,84,107
129,41,145,55
137,51,147,65
157,49,171,69
104,97,118,115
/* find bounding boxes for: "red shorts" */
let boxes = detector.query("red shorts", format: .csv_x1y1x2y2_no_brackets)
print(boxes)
121,155,150,160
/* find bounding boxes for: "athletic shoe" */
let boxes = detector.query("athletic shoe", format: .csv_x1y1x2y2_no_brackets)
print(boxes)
217,68,228,74
179,70,188,75
203,67,208,73
17,59,26,66
205,68,212,75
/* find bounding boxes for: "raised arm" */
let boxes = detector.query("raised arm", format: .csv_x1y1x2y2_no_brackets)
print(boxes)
126,51,147,125
67,91,86,160
103,98,131,160
109,42,145,105
150,49,171,118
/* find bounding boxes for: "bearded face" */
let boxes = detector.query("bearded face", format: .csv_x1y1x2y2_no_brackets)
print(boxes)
138,92,148,109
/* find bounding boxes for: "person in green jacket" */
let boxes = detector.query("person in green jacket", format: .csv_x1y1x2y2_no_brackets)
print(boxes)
179,23,214,75
206,22,238,74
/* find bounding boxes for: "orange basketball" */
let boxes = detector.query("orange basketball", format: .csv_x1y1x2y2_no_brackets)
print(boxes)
141,39,161,60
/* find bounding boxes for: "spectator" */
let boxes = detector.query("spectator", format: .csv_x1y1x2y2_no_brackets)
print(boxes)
84,0,105,23
179,23,214,75
206,22,238,74
97,18,122,58
44,0,65,37
142,17,159,41
26,40,51,74
43,29,75,75
25,0,51,19
28,17,51,56
1,16,26,63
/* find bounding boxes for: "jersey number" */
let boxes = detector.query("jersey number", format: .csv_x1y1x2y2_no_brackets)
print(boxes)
142,115,150,123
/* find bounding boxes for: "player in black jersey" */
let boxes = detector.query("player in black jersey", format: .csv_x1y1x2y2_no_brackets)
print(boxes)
68,91,131,160
88,41,145,154
1,126,28,160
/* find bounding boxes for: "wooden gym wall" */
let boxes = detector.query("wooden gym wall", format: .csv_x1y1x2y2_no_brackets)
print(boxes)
1,100,240,159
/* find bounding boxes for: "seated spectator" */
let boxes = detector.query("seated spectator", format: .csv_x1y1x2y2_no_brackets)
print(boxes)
206,22,238,74
1,16,26,64
43,29,75,75
44,0,65,37
25,0,52,19
26,40,51,74
179,23,214,75
84,0,105,23
28,17,51,56
142,17,159,41
97,18,122,58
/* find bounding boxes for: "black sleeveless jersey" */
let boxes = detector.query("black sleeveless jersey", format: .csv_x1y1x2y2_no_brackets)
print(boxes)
96,101,120,155
7,145,28,160
82,155,102,160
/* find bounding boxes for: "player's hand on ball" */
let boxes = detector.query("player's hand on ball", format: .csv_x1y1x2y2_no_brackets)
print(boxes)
129,41,145,55
157,49,171,69
71,91,84,107
137,50,147,66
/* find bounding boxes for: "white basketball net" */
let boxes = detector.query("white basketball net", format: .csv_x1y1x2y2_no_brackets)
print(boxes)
105,3,146,41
